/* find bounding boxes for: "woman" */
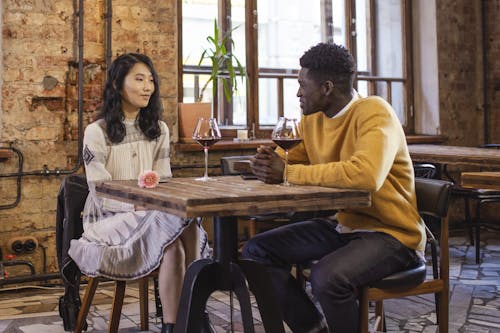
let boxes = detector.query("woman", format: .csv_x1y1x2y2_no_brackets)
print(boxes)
68,53,212,333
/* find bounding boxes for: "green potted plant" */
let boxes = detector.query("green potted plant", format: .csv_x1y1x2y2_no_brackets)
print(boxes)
178,19,246,141
196,19,246,103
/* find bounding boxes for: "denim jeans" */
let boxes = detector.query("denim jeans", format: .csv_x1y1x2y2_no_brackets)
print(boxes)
242,218,420,333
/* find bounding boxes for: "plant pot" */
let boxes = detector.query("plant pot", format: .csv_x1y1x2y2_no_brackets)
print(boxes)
178,102,212,142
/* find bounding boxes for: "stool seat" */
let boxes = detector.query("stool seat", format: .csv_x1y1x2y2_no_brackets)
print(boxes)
370,261,426,290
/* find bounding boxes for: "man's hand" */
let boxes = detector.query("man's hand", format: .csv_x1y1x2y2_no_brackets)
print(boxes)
250,145,285,184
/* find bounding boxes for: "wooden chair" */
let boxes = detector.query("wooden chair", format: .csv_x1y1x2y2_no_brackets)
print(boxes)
74,271,157,333
358,177,452,333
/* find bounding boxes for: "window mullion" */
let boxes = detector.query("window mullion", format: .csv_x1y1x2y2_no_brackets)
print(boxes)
245,0,259,134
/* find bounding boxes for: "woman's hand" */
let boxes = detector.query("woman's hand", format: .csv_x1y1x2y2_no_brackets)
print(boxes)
250,145,285,184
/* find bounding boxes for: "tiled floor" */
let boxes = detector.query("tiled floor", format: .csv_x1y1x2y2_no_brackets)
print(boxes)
0,229,500,333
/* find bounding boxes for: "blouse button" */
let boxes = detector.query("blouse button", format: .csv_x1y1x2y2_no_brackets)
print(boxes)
132,151,137,158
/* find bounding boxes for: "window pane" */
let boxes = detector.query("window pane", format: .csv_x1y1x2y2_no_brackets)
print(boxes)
182,0,218,67
331,0,346,46
375,1,403,77
283,79,301,120
257,0,322,69
259,78,278,126
355,0,368,72
182,0,218,103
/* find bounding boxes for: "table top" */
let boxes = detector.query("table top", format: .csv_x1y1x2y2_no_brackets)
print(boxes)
96,176,371,218
408,144,500,168
461,172,500,190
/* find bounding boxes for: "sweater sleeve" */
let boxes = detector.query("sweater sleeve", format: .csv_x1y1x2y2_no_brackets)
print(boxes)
287,99,402,191
83,123,135,213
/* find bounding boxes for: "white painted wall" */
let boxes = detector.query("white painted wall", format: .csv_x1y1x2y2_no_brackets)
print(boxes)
413,0,440,135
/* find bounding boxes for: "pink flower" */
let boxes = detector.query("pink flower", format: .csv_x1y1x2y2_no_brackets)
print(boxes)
138,170,159,188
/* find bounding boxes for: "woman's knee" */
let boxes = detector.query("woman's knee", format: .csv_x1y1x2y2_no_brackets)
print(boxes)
163,239,185,263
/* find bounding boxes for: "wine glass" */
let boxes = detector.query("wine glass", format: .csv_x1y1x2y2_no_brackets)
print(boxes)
271,117,302,186
192,117,221,181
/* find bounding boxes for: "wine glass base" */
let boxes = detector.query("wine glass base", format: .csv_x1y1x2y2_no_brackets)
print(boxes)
195,176,218,182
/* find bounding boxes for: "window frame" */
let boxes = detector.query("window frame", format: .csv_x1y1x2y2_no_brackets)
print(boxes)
178,0,415,139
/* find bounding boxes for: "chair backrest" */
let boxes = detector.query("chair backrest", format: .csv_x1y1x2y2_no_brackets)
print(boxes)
413,163,437,179
221,155,253,175
415,177,452,218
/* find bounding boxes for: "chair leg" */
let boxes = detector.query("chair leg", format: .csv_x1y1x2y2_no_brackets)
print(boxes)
464,197,474,245
475,200,482,264
108,281,126,333
249,218,256,238
74,278,99,333
138,277,149,331
358,288,369,333
438,289,449,333
374,301,385,332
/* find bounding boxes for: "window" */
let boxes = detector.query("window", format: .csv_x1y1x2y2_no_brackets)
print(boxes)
179,0,414,138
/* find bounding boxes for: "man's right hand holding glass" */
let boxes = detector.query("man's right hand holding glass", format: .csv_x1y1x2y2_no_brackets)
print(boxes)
250,145,285,184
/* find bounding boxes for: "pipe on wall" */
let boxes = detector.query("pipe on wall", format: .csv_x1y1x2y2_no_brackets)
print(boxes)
481,0,489,144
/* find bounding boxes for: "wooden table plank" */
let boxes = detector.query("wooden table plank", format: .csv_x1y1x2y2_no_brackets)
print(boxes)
408,144,500,168
96,176,371,218
461,172,500,190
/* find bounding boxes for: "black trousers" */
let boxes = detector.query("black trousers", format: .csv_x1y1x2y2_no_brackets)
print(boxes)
242,218,420,333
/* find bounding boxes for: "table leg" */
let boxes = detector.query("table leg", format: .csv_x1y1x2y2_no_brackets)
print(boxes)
174,216,285,333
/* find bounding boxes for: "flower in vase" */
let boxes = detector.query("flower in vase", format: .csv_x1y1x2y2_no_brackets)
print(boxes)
138,170,159,188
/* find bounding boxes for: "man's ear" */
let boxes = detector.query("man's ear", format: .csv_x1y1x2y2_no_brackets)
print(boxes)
322,80,335,96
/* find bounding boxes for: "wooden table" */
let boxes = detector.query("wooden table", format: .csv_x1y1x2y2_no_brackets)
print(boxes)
96,176,371,333
461,172,500,190
408,144,500,168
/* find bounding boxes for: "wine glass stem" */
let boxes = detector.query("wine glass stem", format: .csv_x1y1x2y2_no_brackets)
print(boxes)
284,150,289,185
204,146,209,179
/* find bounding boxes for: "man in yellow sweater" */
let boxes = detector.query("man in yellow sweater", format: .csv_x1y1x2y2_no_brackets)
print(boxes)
243,43,425,333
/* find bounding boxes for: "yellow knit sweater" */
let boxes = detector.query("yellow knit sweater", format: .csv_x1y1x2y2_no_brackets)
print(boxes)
281,96,426,252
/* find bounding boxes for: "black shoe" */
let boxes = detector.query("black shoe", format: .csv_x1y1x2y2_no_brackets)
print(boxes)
201,311,216,333
161,323,174,333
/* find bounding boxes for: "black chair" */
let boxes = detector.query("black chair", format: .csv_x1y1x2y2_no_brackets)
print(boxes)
358,178,452,333
56,174,88,331
450,144,500,264
413,163,437,179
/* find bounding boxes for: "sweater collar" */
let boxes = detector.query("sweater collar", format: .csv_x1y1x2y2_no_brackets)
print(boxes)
330,89,360,119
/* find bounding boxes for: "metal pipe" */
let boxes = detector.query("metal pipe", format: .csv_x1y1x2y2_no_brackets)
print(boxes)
105,0,112,70
481,0,489,144
0,146,23,209
0,272,61,287
2,260,36,275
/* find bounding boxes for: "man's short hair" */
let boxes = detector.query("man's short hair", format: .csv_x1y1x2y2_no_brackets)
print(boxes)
299,43,356,94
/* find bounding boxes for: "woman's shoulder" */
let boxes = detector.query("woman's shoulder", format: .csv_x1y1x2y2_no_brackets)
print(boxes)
84,119,107,138
158,120,170,135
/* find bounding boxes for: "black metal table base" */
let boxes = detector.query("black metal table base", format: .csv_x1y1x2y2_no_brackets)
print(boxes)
173,216,285,333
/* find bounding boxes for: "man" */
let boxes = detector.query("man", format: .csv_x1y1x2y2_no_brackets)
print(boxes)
243,43,425,332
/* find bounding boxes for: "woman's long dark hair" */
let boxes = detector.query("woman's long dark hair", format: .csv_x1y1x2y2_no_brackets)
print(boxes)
97,53,163,143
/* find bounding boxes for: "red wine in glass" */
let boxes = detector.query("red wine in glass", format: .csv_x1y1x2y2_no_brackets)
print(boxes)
196,138,221,148
271,117,302,186
272,138,302,150
192,118,221,181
